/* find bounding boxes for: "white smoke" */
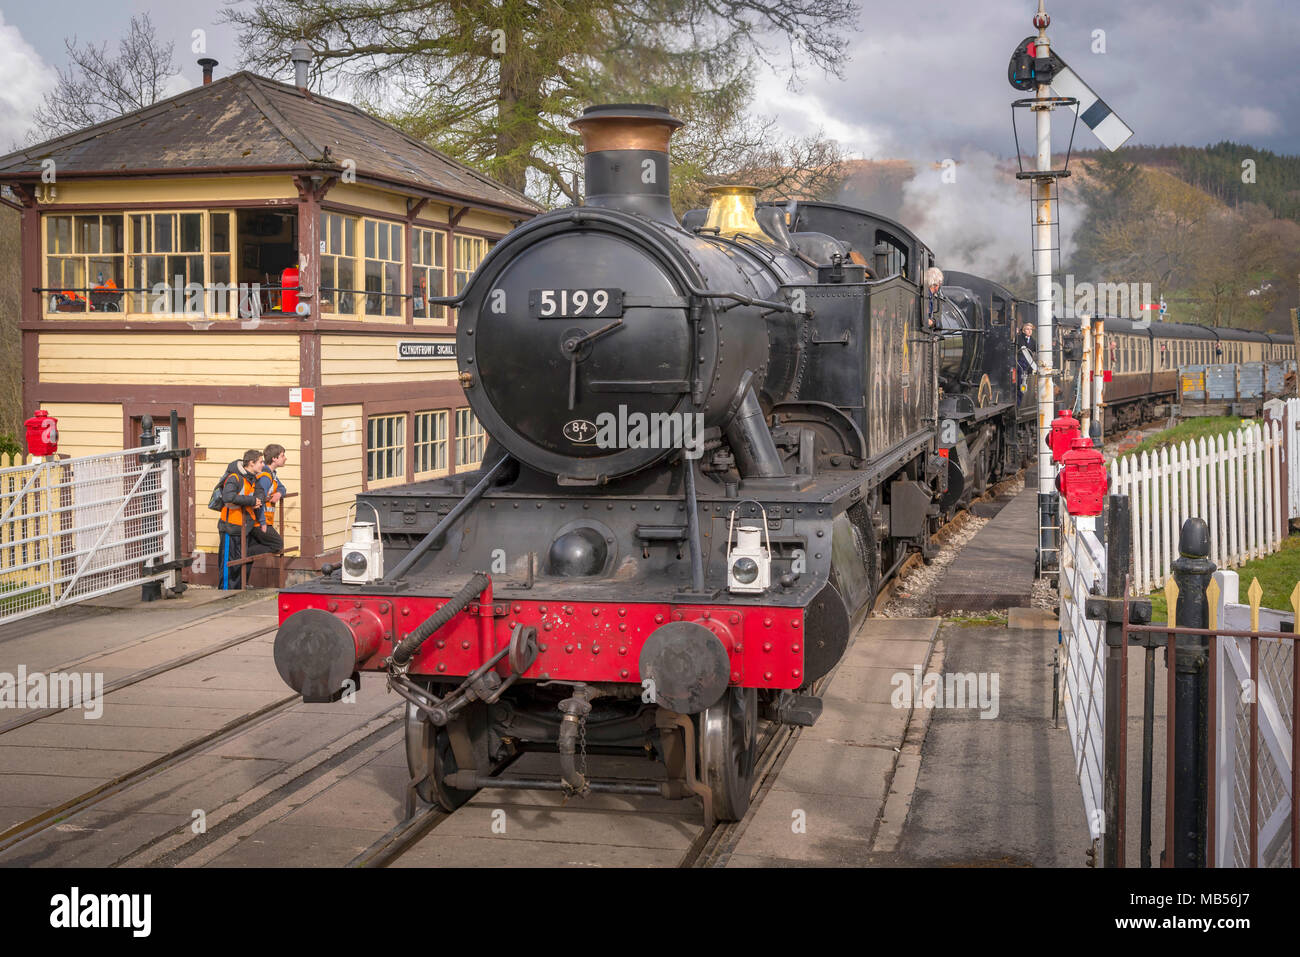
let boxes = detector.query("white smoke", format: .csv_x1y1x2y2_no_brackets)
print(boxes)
898,149,1085,282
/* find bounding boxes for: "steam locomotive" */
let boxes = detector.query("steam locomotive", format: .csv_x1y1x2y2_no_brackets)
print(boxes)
271,102,1292,822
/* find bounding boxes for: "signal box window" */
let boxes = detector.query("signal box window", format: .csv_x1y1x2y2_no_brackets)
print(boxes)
454,236,488,295
413,227,447,321
364,219,404,318
320,212,357,314
367,414,406,485
414,410,449,476
456,408,486,469
44,213,126,313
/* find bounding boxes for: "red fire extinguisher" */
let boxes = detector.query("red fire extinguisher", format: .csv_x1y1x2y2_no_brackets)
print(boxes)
282,265,300,315
25,410,59,456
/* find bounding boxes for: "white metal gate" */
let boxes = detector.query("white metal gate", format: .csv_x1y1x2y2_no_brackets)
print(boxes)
1212,570,1295,868
1058,506,1108,848
0,432,179,626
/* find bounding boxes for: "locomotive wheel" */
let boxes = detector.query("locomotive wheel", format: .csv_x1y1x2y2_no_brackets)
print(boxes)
698,687,758,821
404,702,477,812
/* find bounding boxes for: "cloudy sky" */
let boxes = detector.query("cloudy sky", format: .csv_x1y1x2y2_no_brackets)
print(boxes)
2,0,1296,156
2,0,1295,272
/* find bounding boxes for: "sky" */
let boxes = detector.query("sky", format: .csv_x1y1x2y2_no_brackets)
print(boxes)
1,0,1296,273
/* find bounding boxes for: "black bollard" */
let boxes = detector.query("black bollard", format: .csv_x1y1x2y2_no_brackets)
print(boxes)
1169,517,1215,867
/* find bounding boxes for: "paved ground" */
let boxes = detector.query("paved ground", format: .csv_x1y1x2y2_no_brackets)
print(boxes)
0,531,1107,868
932,482,1040,613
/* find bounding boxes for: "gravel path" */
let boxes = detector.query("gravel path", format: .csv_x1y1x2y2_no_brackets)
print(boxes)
876,474,1026,619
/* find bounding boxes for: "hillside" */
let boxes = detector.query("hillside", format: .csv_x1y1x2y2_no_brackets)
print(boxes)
1075,143,1300,224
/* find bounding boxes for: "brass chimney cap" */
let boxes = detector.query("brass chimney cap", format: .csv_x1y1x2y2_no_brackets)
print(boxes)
570,103,684,154
703,184,767,241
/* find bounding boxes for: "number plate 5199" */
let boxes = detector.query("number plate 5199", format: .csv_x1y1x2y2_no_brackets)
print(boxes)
530,288,623,319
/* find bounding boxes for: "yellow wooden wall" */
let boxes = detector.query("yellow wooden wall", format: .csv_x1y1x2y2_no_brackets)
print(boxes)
39,403,124,457
321,404,364,552
320,335,458,386
193,405,302,555
39,334,300,387
45,177,297,206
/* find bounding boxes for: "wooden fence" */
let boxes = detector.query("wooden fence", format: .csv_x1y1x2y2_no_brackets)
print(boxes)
1109,421,1285,595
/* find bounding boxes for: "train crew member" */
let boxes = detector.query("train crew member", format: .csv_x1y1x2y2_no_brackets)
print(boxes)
924,266,944,329
1016,321,1035,403
217,449,273,589
254,444,288,554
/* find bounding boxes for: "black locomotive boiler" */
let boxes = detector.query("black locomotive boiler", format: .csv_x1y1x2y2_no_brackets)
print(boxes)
274,104,952,821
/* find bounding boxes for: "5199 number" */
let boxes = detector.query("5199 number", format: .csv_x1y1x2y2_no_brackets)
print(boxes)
530,287,623,319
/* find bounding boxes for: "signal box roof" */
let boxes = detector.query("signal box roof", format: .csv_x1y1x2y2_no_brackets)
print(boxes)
0,71,540,216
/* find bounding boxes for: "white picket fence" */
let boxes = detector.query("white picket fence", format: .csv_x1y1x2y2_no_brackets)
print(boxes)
1110,421,1285,596
1277,397,1300,521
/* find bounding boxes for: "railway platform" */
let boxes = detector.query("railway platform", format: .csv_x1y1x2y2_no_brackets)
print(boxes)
932,476,1040,613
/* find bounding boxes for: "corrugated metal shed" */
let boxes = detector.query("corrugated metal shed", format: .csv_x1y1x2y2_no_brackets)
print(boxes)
0,72,540,216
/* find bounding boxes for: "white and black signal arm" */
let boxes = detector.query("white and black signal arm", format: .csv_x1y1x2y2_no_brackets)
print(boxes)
1008,37,1133,152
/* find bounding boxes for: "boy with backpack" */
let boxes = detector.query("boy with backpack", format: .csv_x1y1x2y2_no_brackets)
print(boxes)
215,449,274,589
253,443,288,554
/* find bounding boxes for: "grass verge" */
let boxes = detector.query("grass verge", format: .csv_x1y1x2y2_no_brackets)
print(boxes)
1147,532,1300,623
1118,416,1247,460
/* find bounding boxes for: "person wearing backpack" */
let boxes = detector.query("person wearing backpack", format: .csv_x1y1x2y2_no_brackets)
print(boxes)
253,443,288,554
217,449,273,589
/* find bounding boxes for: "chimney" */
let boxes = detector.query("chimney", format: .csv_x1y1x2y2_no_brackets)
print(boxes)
198,58,218,85
702,185,767,241
569,104,683,224
291,41,312,91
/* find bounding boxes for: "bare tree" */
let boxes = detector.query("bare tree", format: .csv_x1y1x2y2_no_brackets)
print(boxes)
31,14,180,139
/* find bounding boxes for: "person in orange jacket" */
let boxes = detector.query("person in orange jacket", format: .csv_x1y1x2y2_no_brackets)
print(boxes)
217,449,274,589
253,443,288,554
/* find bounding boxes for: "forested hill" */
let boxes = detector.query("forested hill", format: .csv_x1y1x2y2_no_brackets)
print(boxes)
1076,143,1300,223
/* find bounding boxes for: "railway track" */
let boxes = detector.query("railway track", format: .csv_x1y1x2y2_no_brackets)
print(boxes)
0,602,287,857
0,621,278,736
4,468,1000,868
0,691,299,856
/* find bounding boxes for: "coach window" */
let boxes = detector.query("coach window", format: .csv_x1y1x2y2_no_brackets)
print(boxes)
412,227,447,322
364,219,404,318
366,413,406,487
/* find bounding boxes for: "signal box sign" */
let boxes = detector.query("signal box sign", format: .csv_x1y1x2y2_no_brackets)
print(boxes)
397,341,456,359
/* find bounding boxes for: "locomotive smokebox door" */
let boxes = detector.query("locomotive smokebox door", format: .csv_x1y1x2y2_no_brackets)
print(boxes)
638,622,731,714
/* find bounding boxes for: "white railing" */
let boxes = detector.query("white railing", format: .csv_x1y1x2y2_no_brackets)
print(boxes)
1211,570,1295,868
1058,505,1109,849
1110,421,1284,596
0,434,177,626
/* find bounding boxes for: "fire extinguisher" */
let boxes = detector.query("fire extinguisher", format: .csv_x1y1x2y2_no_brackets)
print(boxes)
282,265,299,314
